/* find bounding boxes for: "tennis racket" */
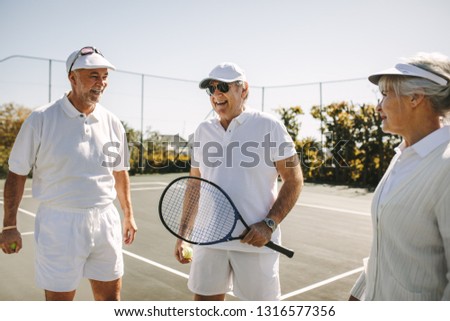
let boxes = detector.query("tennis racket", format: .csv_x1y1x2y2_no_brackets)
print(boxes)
158,176,294,258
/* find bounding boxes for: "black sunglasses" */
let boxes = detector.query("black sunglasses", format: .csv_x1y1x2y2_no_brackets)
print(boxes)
206,82,236,96
68,46,103,73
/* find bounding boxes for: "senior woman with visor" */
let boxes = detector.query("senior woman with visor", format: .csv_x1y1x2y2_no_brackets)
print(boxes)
350,52,450,300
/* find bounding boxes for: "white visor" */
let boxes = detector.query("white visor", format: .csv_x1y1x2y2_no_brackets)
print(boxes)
368,63,448,86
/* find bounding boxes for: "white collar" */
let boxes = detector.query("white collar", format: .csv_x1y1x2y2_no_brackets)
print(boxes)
396,126,450,158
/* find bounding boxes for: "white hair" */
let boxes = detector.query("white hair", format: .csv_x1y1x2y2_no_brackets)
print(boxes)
379,52,450,117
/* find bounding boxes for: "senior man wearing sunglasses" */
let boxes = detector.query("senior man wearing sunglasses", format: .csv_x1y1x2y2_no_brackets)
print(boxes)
174,62,303,300
1,46,137,300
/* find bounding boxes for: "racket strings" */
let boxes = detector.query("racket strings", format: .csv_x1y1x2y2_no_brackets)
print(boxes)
195,185,235,241
161,178,236,243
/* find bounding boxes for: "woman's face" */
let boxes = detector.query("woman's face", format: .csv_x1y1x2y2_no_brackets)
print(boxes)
377,87,411,136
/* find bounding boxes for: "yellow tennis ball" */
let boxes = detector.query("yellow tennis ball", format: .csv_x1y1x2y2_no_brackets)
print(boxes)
182,247,193,259
10,242,17,250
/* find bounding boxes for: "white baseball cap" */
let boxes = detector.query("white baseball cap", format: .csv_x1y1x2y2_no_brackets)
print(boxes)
199,62,246,89
66,46,116,73
368,63,448,86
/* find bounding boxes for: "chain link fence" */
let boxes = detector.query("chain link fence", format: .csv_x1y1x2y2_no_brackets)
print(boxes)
0,55,379,141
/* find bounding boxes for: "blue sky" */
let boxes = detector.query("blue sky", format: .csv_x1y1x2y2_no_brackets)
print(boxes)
1,0,449,139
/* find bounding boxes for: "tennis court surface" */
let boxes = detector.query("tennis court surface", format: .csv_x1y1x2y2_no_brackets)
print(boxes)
0,173,373,301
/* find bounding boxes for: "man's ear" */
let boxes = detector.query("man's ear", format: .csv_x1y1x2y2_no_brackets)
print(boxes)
68,71,77,85
241,81,249,99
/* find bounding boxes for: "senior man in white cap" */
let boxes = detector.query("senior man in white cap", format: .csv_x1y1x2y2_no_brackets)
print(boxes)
1,46,137,300
174,62,303,301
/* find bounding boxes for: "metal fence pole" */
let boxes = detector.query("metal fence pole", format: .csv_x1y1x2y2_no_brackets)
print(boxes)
48,59,52,102
140,74,145,173
319,82,323,146
261,86,265,112
0,55,65,104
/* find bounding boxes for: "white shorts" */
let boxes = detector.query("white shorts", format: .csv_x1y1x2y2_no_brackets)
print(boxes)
34,203,123,292
187,247,280,300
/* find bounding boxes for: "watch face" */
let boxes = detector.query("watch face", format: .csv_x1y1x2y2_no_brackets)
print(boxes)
264,218,276,231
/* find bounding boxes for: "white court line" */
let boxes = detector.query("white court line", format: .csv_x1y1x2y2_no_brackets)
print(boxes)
131,187,166,191
20,231,35,236
17,207,36,217
130,182,168,191
122,249,235,298
0,187,33,199
297,202,370,216
0,184,166,197
0,184,166,193
0,187,32,193
0,201,36,217
2,200,189,279
280,267,364,300
130,182,168,186
0,186,167,197
122,249,189,279
2,200,365,300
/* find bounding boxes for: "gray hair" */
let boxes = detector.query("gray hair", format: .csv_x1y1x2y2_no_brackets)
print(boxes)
234,80,250,102
378,52,450,117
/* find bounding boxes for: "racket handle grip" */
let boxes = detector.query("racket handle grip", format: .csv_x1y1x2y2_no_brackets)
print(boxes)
265,241,294,258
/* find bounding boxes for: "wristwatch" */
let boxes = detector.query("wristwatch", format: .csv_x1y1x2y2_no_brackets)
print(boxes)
263,218,277,233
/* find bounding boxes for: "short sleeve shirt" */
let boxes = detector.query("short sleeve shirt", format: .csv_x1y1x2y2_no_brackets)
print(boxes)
8,94,129,209
191,108,297,252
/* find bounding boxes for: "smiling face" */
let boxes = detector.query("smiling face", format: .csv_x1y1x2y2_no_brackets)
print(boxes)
208,80,248,130
69,68,109,113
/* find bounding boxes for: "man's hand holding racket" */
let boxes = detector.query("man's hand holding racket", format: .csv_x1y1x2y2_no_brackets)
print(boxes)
239,221,275,247
159,176,294,258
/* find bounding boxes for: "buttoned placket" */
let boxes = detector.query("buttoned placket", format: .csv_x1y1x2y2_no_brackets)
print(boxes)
222,119,239,144
79,113,92,140
369,157,397,300
223,125,232,144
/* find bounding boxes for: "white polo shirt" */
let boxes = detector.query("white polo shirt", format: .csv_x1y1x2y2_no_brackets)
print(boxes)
191,108,297,252
8,93,129,209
